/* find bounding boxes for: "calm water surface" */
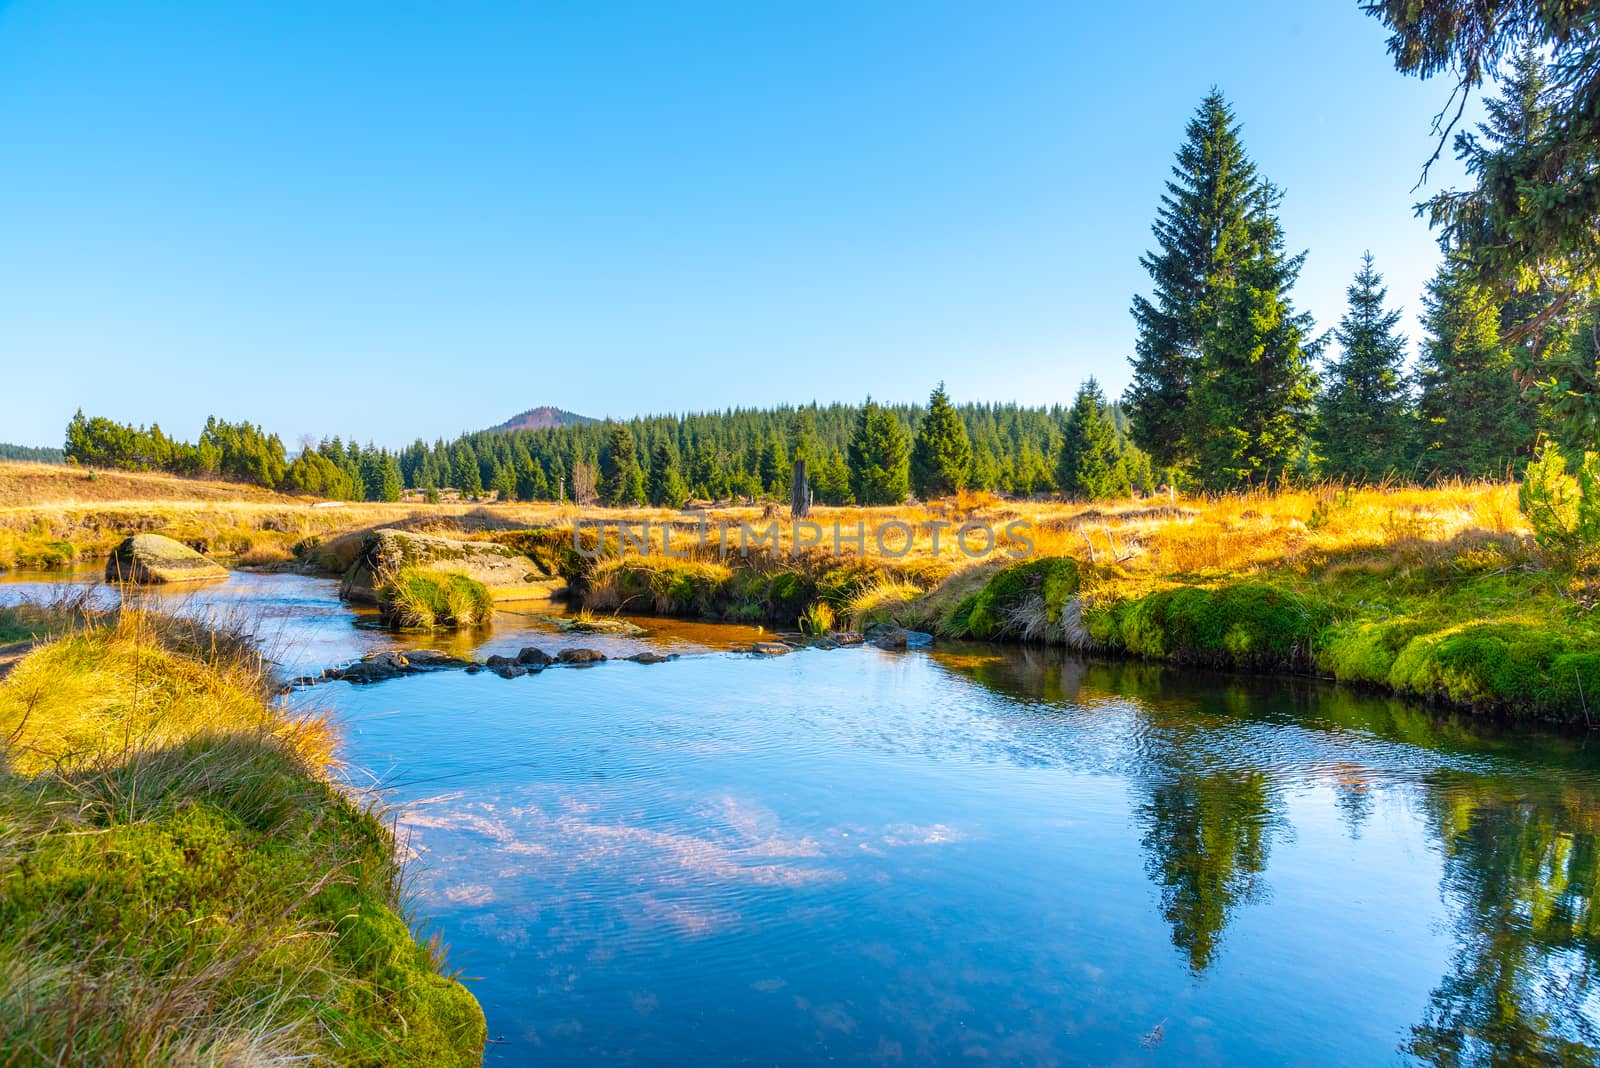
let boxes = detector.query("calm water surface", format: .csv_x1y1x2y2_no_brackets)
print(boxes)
5,568,1599,1066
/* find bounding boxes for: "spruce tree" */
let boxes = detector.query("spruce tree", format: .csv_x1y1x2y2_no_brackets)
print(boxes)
1415,261,1536,477
846,398,910,505
600,424,646,506
758,435,789,497
647,438,689,508
910,382,973,499
1127,91,1316,488
1190,183,1317,488
1127,90,1263,470
1315,253,1412,482
1057,378,1129,500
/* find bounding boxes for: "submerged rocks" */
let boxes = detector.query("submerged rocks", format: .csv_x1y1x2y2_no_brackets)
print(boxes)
867,626,933,651
555,647,607,664
484,654,529,678
516,646,554,667
339,528,555,605
105,534,228,585
626,651,676,664
751,641,792,656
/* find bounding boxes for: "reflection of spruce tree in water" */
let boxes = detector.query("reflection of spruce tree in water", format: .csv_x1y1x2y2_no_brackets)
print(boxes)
1408,780,1600,1067
1139,769,1279,973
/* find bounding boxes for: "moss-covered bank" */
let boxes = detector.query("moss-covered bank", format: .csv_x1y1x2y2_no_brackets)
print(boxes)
0,609,486,1064
857,545,1600,724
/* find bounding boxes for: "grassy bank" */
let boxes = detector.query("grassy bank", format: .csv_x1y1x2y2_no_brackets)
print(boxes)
0,606,486,1064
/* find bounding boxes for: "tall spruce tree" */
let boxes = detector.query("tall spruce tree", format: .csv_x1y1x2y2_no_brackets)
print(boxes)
1315,253,1412,481
909,382,973,499
1127,90,1262,471
1415,261,1536,477
600,423,646,506
847,398,910,505
1057,378,1129,500
1127,91,1316,488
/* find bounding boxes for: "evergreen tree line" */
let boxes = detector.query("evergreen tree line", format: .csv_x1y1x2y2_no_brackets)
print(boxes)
1126,77,1589,491
0,443,64,463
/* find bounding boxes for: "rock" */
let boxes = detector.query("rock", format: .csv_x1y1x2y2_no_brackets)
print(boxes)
335,651,413,684
516,646,554,667
540,615,646,636
484,654,527,679
464,663,483,674
402,649,475,671
339,528,556,605
903,630,934,649
870,627,908,650
828,631,864,646
812,638,838,651
555,647,606,664
626,651,676,664
105,533,228,585
751,641,791,656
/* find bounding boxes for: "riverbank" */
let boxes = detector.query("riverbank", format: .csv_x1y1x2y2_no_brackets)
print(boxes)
0,603,487,1064
7,462,1593,722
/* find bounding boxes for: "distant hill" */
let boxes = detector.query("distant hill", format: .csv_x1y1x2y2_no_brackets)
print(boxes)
490,406,596,432
0,443,64,463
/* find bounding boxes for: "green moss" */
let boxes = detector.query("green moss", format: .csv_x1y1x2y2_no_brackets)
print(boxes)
959,557,1080,639
1096,581,1326,669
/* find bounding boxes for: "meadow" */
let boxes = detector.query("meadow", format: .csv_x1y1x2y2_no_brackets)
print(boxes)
1,461,1592,722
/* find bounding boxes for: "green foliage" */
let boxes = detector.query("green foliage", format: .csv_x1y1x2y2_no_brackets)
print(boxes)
1057,378,1129,500
1125,92,1317,488
599,424,646,507
647,438,690,508
1519,441,1600,576
377,569,494,630
758,434,789,498
846,398,911,505
909,382,973,499
956,557,1080,640
1415,260,1536,477
1090,582,1326,669
0,442,64,463
1316,253,1413,481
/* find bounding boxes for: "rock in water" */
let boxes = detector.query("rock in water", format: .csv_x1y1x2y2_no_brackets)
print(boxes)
751,641,792,656
339,528,555,604
555,647,606,664
105,533,228,585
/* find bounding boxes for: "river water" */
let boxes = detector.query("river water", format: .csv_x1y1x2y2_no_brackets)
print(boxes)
4,567,1599,1066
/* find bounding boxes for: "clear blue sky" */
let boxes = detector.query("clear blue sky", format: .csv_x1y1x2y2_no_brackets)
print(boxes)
0,1,1473,450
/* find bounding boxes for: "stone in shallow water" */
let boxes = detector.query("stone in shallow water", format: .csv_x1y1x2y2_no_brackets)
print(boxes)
626,651,676,664
484,654,528,678
105,533,227,585
751,641,792,656
556,647,606,664
516,646,554,667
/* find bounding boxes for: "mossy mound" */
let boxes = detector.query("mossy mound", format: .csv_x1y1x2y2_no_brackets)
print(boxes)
377,568,494,630
943,557,1080,641
1089,581,1327,670
0,616,486,1064
341,529,550,605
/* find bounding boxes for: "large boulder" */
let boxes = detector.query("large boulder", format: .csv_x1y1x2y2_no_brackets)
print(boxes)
339,528,557,605
105,534,227,585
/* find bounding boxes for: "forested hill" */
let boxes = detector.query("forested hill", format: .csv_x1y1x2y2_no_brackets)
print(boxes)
490,406,596,432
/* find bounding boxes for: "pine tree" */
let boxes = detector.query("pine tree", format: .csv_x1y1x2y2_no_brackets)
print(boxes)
758,434,789,497
491,462,516,502
846,399,910,505
910,382,973,499
600,424,646,506
1315,253,1412,481
1415,261,1536,477
1127,91,1264,470
1126,91,1316,488
1190,183,1318,488
647,438,689,508
1058,378,1129,500
379,454,404,502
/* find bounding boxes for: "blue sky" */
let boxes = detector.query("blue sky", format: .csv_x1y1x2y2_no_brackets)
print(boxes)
0,1,1473,449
